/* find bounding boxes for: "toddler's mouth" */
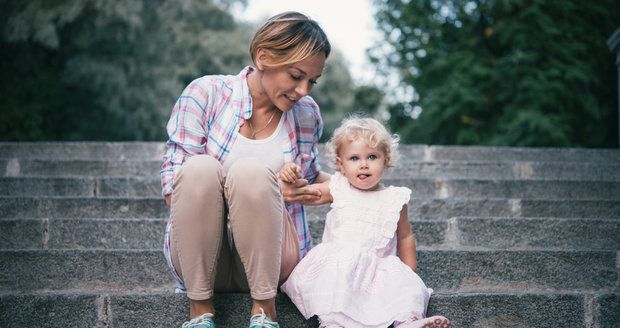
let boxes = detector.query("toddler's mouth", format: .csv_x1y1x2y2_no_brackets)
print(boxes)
357,174,371,180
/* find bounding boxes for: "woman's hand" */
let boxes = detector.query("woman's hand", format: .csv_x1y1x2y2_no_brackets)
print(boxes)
280,178,322,205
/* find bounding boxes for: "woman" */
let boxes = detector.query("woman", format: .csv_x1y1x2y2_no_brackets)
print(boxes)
160,12,332,328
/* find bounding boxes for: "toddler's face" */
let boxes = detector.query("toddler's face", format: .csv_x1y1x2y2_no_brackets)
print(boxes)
336,139,386,191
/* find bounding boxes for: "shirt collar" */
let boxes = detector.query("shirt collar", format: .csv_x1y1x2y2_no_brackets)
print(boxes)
238,66,255,120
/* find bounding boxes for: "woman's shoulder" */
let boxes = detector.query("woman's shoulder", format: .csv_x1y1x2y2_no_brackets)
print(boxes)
186,73,239,94
294,95,320,115
290,95,322,127
295,95,319,110
183,67,251,97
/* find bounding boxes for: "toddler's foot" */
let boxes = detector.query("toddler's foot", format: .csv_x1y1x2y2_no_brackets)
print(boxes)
396,315,452,328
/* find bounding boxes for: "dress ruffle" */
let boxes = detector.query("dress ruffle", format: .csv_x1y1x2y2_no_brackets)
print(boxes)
281,243,430,327
328,172,412,252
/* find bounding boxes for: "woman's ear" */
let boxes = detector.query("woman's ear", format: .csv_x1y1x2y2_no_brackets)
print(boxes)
254,48,270,71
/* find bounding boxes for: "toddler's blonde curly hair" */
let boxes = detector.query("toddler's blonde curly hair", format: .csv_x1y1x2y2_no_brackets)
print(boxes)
326,116,400,170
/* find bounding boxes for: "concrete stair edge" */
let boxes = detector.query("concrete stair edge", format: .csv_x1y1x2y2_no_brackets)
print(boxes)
1,291,618,328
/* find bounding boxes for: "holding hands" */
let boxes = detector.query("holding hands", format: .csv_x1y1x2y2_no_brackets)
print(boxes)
278,162,332,206
278,162,303,184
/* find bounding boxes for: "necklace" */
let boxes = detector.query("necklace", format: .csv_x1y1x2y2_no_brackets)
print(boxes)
247,109,277,139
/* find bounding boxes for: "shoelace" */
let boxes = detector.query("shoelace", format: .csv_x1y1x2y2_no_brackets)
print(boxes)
252,308,278,328
182,313,214,328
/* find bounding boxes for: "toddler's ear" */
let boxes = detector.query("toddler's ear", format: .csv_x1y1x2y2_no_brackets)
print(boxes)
335,156,343,170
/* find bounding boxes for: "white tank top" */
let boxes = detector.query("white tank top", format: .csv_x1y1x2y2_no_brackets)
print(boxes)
223,113,286,174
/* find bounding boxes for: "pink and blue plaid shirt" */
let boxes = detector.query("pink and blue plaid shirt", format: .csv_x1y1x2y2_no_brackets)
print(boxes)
160,67,323,290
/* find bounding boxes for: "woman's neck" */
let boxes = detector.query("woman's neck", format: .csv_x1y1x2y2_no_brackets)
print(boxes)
247,69,276,114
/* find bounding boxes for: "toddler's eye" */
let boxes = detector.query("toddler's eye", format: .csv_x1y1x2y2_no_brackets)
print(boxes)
368,155,378,160
350,156,359,161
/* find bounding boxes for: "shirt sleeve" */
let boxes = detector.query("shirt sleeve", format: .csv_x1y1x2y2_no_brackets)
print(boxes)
160,79,211,197
304,100,324,184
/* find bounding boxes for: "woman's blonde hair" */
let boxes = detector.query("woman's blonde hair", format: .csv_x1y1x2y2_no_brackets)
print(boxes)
250,11,331,68
326,116,400,170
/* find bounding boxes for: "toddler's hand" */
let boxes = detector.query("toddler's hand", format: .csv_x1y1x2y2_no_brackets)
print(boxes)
278,162,302,184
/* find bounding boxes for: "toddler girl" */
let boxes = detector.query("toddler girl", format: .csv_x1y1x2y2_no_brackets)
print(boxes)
279,117,451,328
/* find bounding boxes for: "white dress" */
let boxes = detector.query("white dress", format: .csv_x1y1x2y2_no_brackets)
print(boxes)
281,172,432,328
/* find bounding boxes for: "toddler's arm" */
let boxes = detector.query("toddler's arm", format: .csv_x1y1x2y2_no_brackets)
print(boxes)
305,179,333,205
396,204,417,272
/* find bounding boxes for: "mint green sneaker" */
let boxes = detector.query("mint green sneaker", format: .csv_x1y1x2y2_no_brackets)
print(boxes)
182,313,215,328
249,308,280,328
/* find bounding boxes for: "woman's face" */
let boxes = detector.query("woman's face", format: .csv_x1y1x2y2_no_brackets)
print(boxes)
256,52,326,112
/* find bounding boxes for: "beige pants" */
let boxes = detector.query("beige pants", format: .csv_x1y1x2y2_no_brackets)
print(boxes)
169,155,300,300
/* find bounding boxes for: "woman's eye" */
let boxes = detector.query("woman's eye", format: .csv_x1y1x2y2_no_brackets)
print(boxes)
291,75,302,81
310,80,318,85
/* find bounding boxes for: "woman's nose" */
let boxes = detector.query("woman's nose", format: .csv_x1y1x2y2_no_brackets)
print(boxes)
295,82,310,97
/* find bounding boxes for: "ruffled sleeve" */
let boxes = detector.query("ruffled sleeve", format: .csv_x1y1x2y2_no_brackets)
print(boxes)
386,186,412,214
375,186,412,250
328,172,349,207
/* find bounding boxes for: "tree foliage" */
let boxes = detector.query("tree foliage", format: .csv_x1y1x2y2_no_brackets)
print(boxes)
373,0,620,147
0,0,371,141
1,0,248,140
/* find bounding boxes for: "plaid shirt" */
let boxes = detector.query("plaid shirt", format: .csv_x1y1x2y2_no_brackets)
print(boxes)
161,67,323,287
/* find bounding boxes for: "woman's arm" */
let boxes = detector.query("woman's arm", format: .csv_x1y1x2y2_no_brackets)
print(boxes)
161,80,211,205
396,204,417,272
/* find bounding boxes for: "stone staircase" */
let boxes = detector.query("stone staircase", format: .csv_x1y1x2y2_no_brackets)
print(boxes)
0,142,618,327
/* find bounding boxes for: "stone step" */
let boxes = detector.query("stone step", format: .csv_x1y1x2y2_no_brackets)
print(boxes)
3,217,618,251
1,197,619,220
310,198,620,221
2,159,162,177
0,142,166,161
0,197,169,219
389,161,620,181
312,217,620,251
3,177,619,200
2,142,619,163
0,218,166,250
414,146,620,163
1,249,616,294
4,158,620,181
0,292,315,328
3,291,616,328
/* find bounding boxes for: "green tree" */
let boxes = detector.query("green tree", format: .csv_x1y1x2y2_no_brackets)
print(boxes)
312,50,387,141
0,0,364,142
373,0,620,147
0,0,247,141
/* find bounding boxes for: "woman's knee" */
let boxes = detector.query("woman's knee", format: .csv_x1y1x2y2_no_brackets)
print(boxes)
181,155,223,182
226,159,280,205
227,160,277,187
